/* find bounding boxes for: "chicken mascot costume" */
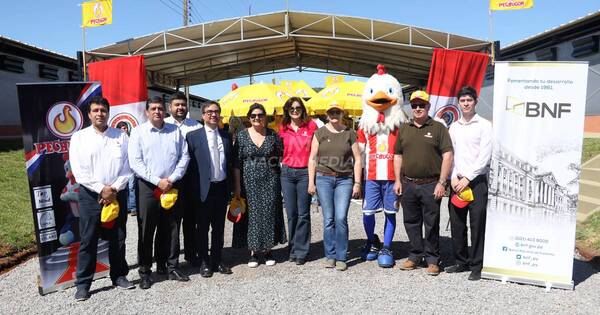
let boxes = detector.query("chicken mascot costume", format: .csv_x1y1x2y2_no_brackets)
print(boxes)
358,64,407,268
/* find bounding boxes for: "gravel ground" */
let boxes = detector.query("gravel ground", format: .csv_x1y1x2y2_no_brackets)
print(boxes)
0,198,598,314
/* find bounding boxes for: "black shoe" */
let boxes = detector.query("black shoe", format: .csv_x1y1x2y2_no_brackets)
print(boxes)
213,264,233,275
113,276,135,289
169,269,190,282
288,256,296,262
139,275,153,290
156,266,167,275
468,270,482,281
295,258,306,265
74,287,90,301
200,262,214,278
444,264,469,273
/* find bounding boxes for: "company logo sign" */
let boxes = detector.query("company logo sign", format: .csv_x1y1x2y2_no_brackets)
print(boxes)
46,102,84,139
109,112,140,130
505,96,571,118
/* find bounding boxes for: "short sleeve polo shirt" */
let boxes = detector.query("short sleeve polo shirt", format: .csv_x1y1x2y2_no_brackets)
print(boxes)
394,117,453,178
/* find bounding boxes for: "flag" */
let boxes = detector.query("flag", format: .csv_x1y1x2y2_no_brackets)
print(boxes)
426,48,489,126
82,0,112,27
490,0,533,11
88,56,148,129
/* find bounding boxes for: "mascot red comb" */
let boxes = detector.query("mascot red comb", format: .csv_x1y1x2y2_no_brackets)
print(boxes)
357,64,407,267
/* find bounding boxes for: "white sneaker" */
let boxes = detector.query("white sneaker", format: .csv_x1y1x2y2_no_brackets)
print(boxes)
265,252,276,266
248,254,259,268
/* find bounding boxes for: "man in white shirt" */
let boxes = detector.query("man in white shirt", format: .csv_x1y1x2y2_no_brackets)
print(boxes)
163,92,202,267
70,96,134,301
128,96,190,289
446,86,493,281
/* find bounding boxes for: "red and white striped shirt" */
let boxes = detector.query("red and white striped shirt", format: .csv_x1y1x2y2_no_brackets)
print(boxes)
357,128,398,180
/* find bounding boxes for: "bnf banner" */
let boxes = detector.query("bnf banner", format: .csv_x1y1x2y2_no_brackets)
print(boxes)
17,82,110,295
483,62,588,290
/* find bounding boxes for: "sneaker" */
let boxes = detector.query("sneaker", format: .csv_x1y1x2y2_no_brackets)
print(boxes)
399,259,418,270
377,247,395,268
361,234,382,261
265,252,276,266
335,261,347,271
113,276,135,289
74,287,90,301
324,258,336,268
426,264,440,276
248,253,259,268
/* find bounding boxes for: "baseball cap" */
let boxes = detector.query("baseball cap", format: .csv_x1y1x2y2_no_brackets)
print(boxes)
101,200,119,228
227,196,247,223
409,90,430,104
326,100,345,113
450,187,474,208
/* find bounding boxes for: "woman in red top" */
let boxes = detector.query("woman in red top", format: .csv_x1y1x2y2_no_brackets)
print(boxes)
279,97,318,265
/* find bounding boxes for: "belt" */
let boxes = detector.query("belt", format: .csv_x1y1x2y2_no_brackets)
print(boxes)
402,175,437,185
318,170,352,177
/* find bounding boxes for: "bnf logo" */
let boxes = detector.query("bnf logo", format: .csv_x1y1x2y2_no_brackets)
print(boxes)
46,102,84,139
505,96,571,118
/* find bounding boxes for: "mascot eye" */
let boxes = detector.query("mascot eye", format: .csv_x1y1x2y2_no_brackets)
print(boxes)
388,87,394,94
369,88,374,94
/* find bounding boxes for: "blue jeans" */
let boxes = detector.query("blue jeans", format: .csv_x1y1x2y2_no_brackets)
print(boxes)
281,165,312,260
316,174,353,262
127,176,137,212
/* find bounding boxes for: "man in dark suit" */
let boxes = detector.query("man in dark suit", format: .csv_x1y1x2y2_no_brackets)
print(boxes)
186,101,233,277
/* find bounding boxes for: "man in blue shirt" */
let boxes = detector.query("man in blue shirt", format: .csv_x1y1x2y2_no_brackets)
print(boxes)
128,96,190,289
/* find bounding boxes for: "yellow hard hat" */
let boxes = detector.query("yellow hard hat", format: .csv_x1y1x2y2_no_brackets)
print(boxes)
227,196,246,223
160,188,179,210
101,200,119,223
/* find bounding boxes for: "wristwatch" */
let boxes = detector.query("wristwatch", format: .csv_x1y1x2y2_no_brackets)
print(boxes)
438,180,447,187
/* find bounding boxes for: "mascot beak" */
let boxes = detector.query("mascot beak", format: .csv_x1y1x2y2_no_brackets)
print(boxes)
367,91,397,112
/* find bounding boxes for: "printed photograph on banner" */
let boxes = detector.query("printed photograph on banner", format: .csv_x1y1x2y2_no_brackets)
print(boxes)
482,61,589,289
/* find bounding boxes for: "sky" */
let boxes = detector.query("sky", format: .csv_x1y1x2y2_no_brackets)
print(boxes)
1,0,599,100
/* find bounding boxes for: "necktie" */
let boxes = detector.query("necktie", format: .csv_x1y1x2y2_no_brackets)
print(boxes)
212,131,221,181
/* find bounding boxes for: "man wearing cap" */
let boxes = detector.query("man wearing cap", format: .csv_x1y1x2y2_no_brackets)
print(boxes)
162,92,202,268
393,90,453,276
70,96,134,301
186,101,233,277
445,86,493,281
128,96,190,289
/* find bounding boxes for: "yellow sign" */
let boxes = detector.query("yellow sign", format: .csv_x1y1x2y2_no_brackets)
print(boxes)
82,0,112,28
490,0,533,10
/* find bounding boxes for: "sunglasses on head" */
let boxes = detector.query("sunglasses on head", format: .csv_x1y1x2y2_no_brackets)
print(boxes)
249,113,265,119
410,103,427,109
289,106,303,113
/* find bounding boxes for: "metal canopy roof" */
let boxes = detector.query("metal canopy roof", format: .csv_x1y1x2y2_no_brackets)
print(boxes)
87,11,491,87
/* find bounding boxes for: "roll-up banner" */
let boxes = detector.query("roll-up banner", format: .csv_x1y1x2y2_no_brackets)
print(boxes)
17,82,109,295
483,61,589,290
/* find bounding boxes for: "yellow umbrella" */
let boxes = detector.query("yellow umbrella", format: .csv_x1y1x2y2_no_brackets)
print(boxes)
306,81,365,116
220,83,291,116
280,80,317,99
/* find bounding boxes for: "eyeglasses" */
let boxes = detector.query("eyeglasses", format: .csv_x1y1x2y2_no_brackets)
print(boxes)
289,106,303,113
410,103,427,109
249,113,265,119
203,110,220,116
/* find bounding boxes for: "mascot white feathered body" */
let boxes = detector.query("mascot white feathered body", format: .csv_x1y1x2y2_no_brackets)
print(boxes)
357,64,407,268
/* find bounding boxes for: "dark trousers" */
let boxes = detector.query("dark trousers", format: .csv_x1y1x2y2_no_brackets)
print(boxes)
448,175,488,271
195,180,228,266
181,174,197,263
75,186,128,289
137,179,182,275
400,180,441,265
280,165,311,260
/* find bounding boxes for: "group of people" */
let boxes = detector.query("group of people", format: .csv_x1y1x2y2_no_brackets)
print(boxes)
68,82,492,301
